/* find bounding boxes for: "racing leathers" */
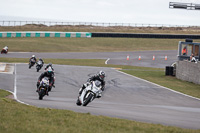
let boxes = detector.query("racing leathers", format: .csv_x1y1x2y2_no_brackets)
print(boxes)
79,74,105,98
37,71,54,95
29,57,37,63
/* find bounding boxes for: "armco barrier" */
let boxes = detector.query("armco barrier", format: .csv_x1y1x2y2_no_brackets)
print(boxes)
0,32,92,38
91,33,200,39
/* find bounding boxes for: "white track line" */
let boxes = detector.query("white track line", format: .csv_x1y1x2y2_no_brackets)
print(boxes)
105,58,110,64
115,69,200,101
0,63,6,71
14,64,29,105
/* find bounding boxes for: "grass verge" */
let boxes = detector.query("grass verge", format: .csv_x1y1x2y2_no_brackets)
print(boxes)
1,38,200,52
0,89,199,133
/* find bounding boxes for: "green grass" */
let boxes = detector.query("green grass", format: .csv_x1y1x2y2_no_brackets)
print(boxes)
1,38,200,52
0,57,200,99
0,89,199,133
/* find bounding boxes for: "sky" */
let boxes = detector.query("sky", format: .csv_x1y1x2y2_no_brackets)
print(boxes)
0,0,200,26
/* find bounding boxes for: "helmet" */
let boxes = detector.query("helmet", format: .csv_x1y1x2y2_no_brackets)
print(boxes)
98,70,105,80
48,63,52,66
47,67,53,75
32,55,35,58
39,58,42,61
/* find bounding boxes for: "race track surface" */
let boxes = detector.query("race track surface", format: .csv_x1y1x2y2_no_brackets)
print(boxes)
1,50,177,68
1,63,200,129
1,50,200,129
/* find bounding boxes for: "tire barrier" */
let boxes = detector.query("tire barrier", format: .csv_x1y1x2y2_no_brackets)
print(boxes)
0,32,92,38
91,33,200,39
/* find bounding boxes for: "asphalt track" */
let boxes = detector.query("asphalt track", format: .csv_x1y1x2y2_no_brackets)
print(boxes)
1,50,177,68
1,51,200,129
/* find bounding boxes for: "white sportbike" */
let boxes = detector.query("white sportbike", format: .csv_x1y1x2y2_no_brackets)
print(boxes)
76,80,102,106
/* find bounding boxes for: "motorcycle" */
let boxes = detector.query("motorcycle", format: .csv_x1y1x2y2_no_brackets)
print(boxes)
38,77,49,100
76,80,102,106
36,60,43,72
1,48,8,54
29,59,36,69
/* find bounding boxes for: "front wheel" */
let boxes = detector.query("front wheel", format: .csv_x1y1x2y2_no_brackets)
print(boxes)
83,93,94,106
39,89,45,100
76,98,81,106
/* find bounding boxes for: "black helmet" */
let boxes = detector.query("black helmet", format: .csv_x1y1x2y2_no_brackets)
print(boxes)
98,70,105,80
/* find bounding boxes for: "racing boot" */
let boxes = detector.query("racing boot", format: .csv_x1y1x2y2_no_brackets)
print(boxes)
79,84,86,95
96,93,102,98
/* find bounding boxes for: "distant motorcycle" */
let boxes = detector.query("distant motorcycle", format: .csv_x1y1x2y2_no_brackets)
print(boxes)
29,59,36,69
38,77,49,100
76,80,102,106
1,48,8,54
36,60,43,72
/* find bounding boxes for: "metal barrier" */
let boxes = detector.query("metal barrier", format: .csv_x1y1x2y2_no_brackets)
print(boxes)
0,21,199,27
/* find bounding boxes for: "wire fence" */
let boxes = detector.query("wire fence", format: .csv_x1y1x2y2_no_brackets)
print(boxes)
0,21,199,28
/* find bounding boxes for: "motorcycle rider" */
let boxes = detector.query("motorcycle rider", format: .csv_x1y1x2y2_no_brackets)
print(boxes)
79,70,106,98
1,46,8,54
37,58,44,66
44,63,55,87
36,67,54,96
29,55,37,63
29,55,37,68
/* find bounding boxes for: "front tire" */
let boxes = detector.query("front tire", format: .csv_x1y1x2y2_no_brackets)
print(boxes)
39,89,45,100
83,93,93,106
76,99,81,106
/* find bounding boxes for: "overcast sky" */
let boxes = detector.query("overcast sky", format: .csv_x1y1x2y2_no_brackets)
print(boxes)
0,0,199,26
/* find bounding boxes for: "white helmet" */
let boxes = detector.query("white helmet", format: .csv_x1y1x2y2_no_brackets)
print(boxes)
98,70,105,80
32,55,35,58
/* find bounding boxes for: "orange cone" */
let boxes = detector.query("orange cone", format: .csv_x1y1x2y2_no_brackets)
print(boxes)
153,55,155,60
165,55,167,60
138,56,141,60
127,55,129,61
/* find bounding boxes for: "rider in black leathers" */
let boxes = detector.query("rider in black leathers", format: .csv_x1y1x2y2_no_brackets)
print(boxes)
79,70,106,98
36,67,54,96
37,58,44,65
44,63,55,87
29,55,37,63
